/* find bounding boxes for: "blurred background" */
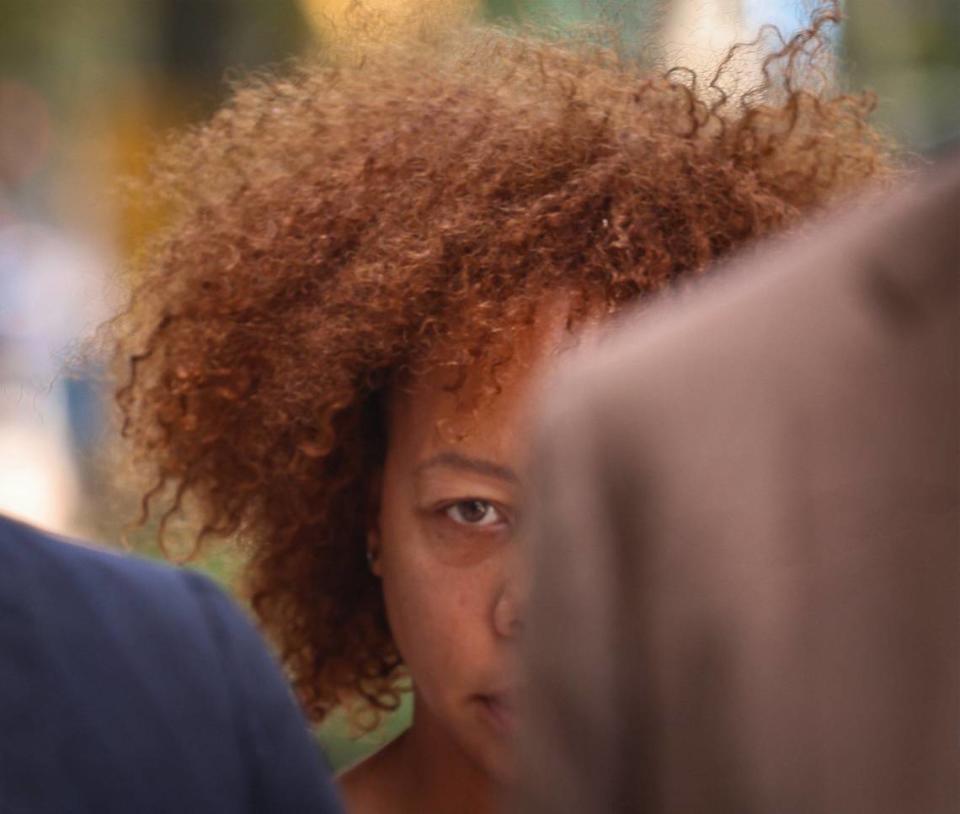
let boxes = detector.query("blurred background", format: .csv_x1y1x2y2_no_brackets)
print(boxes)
1,0,957,770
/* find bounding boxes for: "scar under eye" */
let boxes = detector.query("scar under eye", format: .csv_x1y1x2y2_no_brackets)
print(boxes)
444,500,504,527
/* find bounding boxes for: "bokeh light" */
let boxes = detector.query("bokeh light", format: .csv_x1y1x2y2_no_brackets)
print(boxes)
298,0,480,42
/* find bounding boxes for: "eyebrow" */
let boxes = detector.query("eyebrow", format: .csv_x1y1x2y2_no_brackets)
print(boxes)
414,451,519,484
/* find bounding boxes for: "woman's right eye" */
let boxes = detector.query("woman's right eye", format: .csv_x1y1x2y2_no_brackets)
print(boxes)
443,499,505,528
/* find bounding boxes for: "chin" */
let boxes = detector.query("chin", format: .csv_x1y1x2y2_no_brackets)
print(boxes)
459,724,518,783
480,743,518,783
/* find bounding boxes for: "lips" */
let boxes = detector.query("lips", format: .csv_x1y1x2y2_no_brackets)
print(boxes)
476,692,517,735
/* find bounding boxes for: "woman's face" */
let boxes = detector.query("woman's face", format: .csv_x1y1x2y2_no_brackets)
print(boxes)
370,328,562,780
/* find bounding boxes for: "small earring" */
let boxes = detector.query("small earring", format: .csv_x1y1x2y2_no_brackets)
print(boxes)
366,548,378,572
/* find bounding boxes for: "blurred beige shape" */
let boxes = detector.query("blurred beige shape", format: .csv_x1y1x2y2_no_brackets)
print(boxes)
0,80,52,191
299,0,480,43
0,220,109,538
0,397,78,536
659,0,755,88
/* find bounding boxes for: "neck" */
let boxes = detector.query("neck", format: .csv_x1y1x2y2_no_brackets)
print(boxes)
391,692,498,814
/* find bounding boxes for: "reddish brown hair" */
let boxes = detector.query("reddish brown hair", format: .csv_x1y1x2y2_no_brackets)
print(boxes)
114,10,892,726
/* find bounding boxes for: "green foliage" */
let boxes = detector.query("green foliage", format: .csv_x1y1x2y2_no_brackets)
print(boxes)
316,694,413,773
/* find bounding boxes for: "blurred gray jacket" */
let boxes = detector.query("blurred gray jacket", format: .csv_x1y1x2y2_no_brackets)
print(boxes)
518,156,959,814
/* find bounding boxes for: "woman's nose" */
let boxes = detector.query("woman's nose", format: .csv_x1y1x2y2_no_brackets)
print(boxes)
493,576,525,639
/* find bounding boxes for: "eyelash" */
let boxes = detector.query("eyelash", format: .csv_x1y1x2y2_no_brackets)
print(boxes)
441,499,508,529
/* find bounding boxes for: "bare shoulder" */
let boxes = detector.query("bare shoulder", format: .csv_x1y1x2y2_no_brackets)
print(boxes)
337,734,409,814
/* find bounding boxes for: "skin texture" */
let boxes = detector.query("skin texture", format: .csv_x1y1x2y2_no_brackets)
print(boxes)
340,318,565,813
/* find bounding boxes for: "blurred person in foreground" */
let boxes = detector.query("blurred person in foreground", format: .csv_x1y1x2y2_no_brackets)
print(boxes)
517,151,959,813
0,80,109,532
0,513,343,813
109,5,893,812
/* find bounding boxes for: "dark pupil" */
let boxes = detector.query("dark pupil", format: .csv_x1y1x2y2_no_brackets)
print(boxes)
460,500,488,523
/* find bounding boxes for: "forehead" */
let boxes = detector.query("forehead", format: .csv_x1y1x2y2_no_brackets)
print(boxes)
388,355,540,467
386,308,575,467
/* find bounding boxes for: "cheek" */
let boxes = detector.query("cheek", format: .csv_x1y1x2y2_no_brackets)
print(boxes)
381,542,485,674
378,516,496,692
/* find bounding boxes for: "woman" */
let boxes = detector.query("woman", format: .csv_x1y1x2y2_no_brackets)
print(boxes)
114,8,891,812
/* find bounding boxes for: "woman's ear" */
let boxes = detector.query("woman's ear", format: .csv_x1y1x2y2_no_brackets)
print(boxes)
366,469,384,577
366,528,383,577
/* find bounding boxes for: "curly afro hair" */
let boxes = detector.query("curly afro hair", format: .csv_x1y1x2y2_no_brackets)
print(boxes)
113,7,893,727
